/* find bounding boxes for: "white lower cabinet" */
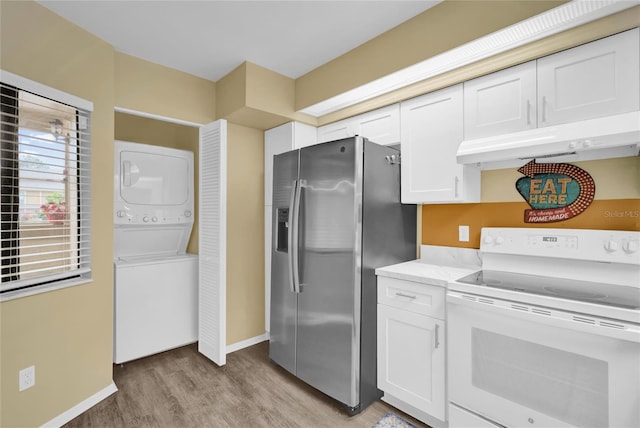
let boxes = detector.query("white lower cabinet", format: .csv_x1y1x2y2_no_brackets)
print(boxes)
377,276,446,425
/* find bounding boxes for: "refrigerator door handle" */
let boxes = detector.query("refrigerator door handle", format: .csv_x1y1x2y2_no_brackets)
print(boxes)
289,179,303,293
288,180,298,293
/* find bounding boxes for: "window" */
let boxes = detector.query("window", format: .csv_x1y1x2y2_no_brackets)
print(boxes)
1,73,92,298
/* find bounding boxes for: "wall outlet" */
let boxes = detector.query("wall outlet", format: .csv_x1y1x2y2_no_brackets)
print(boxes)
459,225,470,242
19,365,35,391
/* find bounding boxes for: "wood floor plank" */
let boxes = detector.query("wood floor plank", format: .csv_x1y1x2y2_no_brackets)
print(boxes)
63,342,429,427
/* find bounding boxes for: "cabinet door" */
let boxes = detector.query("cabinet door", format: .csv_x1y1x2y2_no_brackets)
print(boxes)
265,123,296,204
401,84,479,203
317,118,354,143
377,304,445,421
292,121,318,149
537,28,640,127
464,61,536,139
356,104,400,145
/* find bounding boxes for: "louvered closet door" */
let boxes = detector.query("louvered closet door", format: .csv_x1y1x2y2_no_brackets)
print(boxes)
199,119,227,366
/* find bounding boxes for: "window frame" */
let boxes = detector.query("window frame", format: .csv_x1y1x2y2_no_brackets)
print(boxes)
0,70,93,301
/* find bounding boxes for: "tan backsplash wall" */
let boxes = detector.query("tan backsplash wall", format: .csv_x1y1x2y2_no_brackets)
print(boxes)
423,157,640,248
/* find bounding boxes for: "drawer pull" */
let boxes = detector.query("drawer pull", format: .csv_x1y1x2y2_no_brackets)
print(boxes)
395,292,417,300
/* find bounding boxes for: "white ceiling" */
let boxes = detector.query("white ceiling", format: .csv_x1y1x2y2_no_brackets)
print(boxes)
37,0,440,82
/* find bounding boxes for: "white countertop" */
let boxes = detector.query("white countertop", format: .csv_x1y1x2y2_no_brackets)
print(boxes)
375,245,481,287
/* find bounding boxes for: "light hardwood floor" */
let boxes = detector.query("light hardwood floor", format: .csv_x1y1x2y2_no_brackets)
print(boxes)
64,341,429,427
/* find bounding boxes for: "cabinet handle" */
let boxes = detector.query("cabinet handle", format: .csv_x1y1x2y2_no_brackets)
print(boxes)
454,176,459,199
435,324,440,349
395,292,417,300
526,99,531,125
541,96,547,123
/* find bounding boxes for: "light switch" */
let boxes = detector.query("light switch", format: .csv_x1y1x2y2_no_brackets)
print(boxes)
459,225,469,242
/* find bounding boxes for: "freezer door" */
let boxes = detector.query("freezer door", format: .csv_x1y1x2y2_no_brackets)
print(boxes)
296,138,360,408
269,149,299,374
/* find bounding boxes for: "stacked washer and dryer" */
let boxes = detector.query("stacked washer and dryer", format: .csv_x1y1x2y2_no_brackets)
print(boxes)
113,140,198,364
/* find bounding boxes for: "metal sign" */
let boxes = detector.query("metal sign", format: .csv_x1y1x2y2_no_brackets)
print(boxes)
516,160,595,223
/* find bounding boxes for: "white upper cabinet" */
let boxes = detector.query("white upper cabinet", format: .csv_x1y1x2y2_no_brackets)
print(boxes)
291,121,318,149
317,118,354,143
356,104,401,145
401,84,480,204
537,28,640,127
464,61,537,139
317,104,400,145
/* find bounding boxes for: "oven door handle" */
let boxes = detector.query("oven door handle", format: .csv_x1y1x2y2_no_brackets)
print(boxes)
447,291,640,343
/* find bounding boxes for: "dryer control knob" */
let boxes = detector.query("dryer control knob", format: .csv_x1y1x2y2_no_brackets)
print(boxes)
152,216,158,223
483,235,493,245
143,216,149,223
184,210,192,218
495,237,505,245
116,210,125,218
623,240,639,254
604,240,619,253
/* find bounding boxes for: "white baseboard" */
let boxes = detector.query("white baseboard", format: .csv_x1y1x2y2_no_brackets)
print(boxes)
41,382,117,428
382,394,446,428
226,332,269,354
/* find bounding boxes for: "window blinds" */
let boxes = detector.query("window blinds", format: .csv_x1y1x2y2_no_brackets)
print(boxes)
1,81,92,294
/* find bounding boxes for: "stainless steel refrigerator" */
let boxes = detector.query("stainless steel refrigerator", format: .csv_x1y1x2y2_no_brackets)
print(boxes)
270,136,416,414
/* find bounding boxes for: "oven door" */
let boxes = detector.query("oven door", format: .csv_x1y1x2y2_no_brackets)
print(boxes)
447,290,640,428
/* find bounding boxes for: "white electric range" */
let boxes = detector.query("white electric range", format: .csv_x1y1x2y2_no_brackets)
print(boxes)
447,227,640,428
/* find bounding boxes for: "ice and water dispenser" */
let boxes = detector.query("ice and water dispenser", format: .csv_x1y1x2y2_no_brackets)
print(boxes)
276,207,289,252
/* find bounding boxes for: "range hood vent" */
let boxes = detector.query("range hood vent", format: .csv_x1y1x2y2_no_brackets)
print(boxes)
457,111,640,170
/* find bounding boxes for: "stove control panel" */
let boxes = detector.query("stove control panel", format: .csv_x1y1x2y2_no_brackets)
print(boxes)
481,228,640,265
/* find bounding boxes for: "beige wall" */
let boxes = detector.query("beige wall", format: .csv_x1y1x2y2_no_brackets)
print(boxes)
226,123,266,344
217,62,317,130
1,2,115,426
115,52,216,124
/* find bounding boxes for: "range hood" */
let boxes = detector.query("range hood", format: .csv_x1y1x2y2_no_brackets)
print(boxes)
457,111,640,169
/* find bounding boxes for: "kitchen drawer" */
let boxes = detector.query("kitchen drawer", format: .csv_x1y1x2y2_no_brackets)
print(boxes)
450,404,503,428
377,276,445,318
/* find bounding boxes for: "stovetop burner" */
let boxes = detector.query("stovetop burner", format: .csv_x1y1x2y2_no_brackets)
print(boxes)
456,270,640,310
